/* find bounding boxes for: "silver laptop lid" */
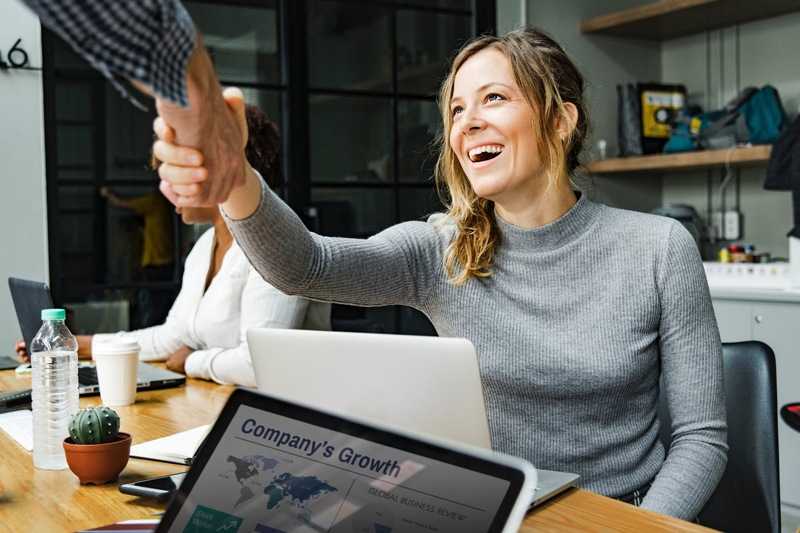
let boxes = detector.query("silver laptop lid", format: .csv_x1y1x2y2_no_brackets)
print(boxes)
247,328,492,449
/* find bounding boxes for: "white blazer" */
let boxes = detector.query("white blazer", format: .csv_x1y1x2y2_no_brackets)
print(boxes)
123,227,330,386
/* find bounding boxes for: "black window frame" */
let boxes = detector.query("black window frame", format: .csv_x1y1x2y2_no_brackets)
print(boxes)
41,0,497,333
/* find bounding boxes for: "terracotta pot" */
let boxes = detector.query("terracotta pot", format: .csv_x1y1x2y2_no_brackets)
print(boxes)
63,432,131,485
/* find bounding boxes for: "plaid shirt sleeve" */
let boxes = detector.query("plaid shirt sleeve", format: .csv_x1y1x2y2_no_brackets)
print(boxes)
22,0,196,107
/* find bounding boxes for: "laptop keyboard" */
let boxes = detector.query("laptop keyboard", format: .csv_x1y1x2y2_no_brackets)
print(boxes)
78,366,99,386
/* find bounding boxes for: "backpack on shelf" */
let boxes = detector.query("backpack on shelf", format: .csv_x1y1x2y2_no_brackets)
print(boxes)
699,85,786,149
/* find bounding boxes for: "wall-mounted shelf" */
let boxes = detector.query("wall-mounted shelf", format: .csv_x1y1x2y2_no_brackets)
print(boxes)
586,144,772,174
580,0,800,41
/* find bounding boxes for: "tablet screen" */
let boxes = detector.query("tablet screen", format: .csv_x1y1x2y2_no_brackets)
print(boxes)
159,391,523,533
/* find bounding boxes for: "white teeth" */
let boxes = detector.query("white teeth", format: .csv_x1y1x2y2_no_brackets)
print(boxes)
468,144,504,161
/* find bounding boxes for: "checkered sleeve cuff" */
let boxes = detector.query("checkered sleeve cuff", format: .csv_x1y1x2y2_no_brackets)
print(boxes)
149,1,196,107
22,0,196,107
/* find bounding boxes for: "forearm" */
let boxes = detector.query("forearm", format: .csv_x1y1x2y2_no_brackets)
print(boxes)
641,426,727,519
155,33,223,150
105,195,131,210
221,164,263,221
124,324,186,362
223,175,432,308
185,346,255,387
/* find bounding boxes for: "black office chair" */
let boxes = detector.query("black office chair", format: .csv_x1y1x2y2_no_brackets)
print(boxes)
658,341,781,533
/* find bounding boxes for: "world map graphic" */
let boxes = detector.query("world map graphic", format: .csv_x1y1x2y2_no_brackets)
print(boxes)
224,454,338,513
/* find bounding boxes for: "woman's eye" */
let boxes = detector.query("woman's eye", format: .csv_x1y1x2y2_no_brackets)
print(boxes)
485,93,505,103
451,106,463,117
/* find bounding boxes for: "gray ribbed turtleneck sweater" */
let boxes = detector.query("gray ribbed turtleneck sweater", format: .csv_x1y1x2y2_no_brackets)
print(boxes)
226,180,727,520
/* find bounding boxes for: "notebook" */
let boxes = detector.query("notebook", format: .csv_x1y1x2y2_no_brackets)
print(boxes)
130,425,211,465
78,519,159,532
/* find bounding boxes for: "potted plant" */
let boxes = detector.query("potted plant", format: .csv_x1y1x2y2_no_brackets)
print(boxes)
63,406,131,484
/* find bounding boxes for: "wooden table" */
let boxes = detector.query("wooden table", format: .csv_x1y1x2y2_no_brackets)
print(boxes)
0,370,714,532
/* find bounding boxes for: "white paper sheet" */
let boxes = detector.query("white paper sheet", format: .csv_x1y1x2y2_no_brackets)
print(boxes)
0,409,33,451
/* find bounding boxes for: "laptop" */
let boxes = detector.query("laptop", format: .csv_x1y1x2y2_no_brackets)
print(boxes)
157,388,538,533
248,328,579,508
7,277,185,395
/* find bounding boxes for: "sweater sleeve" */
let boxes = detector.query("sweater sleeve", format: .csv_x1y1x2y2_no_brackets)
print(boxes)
224,177,441,310
641,222,728,520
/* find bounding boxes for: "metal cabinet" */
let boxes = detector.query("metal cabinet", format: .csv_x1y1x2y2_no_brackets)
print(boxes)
711,297,800,511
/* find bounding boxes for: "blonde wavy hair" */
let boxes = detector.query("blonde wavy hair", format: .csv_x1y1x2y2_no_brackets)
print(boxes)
435,28,589,285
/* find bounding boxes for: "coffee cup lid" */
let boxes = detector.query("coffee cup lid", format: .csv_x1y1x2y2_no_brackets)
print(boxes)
92,334,140,354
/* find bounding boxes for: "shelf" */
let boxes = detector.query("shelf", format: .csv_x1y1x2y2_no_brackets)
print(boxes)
585,145,772,174
580,0,800,40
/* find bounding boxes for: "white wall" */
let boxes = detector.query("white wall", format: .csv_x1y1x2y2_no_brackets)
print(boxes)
0,1,48,350
524,0,664,211
512,1,798,254
661,12,800,259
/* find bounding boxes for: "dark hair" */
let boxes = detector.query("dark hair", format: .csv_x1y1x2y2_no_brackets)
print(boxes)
244,104,281,189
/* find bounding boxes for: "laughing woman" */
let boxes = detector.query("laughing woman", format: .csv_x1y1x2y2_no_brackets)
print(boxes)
155,28,726,520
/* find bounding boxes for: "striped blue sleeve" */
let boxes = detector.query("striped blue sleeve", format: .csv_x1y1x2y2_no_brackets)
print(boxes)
22,0,196,107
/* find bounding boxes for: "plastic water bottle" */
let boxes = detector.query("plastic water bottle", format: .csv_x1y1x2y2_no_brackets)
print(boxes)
30,308,79,470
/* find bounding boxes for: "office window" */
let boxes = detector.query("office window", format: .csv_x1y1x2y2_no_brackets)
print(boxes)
305,0,477,333
43,0,494,335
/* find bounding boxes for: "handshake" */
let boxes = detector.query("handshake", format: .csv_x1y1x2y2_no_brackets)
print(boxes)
153,84,265,222
153,85,248,209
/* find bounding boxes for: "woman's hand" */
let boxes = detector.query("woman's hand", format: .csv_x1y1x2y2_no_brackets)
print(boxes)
76,335,93,360
165,345,193,374
16,336,91,361
14,340,28,363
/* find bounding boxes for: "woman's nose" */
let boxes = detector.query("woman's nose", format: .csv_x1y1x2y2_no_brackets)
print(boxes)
461,108,486,135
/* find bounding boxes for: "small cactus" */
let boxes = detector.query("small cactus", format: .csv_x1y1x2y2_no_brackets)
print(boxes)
68,406,120,444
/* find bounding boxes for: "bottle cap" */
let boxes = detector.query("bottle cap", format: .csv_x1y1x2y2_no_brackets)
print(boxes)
41,308,66,321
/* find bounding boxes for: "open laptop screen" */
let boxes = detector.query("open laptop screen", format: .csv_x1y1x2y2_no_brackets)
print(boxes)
8,277,53,356
157,389,534,533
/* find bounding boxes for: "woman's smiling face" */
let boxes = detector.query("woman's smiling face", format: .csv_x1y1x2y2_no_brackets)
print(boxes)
448,47,543,204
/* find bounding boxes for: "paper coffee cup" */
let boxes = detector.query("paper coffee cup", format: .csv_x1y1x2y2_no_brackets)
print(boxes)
92,335,140,406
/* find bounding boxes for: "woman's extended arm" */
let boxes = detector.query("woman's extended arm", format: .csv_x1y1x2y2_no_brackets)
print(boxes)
153,118,443,310
641,222,728,520
223,170,441,309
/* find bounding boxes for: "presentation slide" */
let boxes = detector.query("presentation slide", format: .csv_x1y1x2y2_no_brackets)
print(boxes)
166,405,511,533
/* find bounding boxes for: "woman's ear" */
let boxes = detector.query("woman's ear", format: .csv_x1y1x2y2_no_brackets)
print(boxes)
557,102,579,141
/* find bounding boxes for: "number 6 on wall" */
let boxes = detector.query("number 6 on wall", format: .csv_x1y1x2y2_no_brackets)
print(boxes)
8,39,29,68
0,38,30,70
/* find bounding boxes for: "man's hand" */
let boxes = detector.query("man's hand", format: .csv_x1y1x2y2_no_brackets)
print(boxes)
155,34,247,208
154,88,260,220
165,345,193,374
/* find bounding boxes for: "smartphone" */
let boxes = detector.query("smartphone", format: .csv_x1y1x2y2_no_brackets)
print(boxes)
119,472,186,501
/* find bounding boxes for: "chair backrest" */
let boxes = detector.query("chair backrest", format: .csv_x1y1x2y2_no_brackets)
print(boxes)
658,341,780,532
